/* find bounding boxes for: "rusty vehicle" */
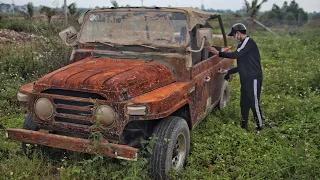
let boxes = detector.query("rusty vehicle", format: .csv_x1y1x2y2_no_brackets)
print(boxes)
7,7,234,178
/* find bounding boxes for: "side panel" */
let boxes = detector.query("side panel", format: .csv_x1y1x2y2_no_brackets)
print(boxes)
129,82,193,120
211,47,234,105
190,50,234,128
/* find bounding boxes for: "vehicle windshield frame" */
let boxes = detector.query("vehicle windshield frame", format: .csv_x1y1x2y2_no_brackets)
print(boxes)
78,8,191,48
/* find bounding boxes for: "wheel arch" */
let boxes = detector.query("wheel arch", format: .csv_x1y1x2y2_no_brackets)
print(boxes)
171,103,192,130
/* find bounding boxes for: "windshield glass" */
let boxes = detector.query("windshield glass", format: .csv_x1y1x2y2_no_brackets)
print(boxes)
79,11,188,46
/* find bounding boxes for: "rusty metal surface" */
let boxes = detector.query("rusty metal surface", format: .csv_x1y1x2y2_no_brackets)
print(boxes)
12,9,235,159
34,57,175,101
19,82,34,94
7,128,138,160
29,93,124,142
21,48,233,141
190,48,234,125
130,82,192,120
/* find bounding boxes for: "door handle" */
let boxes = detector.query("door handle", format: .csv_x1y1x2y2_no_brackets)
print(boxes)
204,77,211,82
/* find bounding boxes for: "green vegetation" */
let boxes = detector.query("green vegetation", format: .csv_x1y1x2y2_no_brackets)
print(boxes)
243,0,268,31
39,6,57,24
0,18,319,179
259,1,309,26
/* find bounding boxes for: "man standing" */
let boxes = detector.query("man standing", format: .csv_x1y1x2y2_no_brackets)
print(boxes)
210,23,263,131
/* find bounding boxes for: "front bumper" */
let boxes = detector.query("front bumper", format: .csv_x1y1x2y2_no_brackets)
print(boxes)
7,128,138,161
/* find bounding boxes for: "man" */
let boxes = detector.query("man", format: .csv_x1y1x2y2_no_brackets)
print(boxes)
210,23,263,131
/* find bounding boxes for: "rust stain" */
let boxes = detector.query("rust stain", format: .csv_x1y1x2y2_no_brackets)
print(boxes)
34,57,175,101
19,82,34,94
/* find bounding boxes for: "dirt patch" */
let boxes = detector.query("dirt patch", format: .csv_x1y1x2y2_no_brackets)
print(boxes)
0,29,39,43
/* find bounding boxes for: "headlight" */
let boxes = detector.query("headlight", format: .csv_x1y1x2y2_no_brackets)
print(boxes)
35,98,54,120
95,105,115,126
17,92,28,102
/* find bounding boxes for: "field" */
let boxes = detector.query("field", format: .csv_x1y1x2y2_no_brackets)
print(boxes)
0,19,319,179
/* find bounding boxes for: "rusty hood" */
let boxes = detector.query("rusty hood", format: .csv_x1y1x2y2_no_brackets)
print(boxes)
34,57,175,101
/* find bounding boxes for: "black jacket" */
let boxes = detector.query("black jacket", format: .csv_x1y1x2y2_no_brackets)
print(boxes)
219,36,262,84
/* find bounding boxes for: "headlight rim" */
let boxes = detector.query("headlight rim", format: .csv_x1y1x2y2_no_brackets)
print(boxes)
94,105,116,127
34,97,54,120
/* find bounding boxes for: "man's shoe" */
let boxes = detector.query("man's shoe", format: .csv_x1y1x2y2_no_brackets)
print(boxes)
256,126,263,131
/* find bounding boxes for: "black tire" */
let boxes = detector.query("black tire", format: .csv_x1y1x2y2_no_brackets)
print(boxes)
150,116,190,179
21,114,40,158
218,80,230,109
21,114,63,159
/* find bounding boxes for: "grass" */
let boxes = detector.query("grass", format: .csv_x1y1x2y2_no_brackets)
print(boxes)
0,19,319,179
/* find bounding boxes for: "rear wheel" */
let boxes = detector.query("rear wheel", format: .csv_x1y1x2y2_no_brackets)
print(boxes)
150,116,190,179
218,80,230,109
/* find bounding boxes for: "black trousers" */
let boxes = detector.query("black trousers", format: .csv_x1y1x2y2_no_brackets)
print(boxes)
240,77,263,129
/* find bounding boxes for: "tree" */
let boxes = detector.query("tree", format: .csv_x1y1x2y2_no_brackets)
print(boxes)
201,4,205,11
68,2,77,16
258,0,308,27
19,2,33,20
40,6,57,23
243,0,268,32
26,2,34,20
110,0,119,8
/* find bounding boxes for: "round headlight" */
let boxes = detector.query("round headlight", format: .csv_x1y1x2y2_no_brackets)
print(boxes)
35,98,54,120
95,105,115,126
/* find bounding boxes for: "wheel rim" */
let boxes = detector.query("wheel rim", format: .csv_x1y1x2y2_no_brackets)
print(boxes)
172,133,187,171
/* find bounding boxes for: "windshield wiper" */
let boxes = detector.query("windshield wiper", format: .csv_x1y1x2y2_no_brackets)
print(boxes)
87,41,117,48
87,41,157,50
139,44,158,50
125,44,158,50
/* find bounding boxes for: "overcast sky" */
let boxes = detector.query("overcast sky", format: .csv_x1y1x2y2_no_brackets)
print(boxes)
1,0,319,12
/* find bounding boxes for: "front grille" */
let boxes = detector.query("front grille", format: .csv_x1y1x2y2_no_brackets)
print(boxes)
55,116,93,126
56,108,92,117
42,89,106,100
53,99,94,108
53,97,95,126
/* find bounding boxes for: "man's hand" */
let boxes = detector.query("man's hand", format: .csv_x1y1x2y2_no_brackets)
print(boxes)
209,47,219,56
218,68,230,81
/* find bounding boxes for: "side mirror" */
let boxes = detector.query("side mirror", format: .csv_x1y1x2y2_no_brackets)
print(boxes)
78,15,84,25
59,26,77,46
197,28,213,47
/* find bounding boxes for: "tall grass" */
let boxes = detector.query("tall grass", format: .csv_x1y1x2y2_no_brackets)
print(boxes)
0,20,71,115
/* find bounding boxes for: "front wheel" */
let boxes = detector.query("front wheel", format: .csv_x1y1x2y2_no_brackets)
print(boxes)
21,114,40,158
21,114,62,158
150,116,190,179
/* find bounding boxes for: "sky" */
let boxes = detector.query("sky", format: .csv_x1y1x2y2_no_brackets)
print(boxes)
1,0,319,12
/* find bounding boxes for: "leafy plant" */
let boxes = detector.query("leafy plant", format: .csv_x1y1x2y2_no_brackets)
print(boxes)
243,0,268,32
40,6,57,24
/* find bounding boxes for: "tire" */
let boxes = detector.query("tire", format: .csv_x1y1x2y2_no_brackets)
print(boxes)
218,80,230,109
21,114,40,158
150,116,190,179
21,114,62,159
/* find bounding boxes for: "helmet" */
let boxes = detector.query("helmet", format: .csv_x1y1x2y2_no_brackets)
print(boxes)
227,23,247,36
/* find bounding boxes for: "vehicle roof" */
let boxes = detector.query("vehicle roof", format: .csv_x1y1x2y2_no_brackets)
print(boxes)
86,7,220,30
